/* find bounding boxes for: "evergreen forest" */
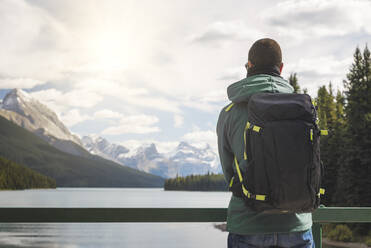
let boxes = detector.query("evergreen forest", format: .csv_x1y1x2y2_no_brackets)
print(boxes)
164,173,226,191
0,156,56,190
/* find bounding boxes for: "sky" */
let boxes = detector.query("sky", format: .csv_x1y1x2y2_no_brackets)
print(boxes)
0,0,370,153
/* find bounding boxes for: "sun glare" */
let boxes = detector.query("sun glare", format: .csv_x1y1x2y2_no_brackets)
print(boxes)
89,31,133,73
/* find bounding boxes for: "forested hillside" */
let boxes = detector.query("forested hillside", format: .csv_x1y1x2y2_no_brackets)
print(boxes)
0,156,56,190
0,116,164,187
316,45,371,209
164,173,227,191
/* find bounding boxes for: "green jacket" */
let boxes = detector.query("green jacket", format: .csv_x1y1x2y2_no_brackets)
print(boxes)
216,74,312,234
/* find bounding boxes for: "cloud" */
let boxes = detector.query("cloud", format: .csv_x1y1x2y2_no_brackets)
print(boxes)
94,109,122,119
71,78,182,113
30,88,103,109
283,56,353,94
191,21,262,44
102,114,160,135
60,109,92,127
264,0,371,40
0,0,69,80
0,77,44,89
218,67,245,81
182,126,217,152
181,90,228,112
174,114,184,128
2,0,370,146
152,50,175,65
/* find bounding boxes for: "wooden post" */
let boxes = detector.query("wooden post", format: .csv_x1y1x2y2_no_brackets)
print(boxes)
312,223,322,248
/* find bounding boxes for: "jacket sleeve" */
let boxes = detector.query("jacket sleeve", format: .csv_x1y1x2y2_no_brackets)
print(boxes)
217,110,235,184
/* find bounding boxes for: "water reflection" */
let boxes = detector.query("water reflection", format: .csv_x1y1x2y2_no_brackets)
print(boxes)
0,223,228,248
0,188,231,247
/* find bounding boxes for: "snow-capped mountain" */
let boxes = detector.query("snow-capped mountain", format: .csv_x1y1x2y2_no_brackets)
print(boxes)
82,135,129,162
0,88,88,156
81,136,221,178
169,141,220,176
119,143,178,178
0,88,222,178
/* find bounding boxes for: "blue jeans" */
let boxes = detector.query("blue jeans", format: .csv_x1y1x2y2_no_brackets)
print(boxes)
228,229,314,248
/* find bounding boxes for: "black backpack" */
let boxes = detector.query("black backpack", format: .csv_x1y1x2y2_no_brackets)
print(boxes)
229,93,327,213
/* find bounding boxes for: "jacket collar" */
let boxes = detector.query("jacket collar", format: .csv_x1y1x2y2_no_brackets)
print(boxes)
247,65,281,78
227,74,293,103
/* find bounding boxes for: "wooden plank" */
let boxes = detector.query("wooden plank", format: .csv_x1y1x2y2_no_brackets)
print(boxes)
312,207,371,223
0,207,370,223
312,223,322,248
0,208,227,223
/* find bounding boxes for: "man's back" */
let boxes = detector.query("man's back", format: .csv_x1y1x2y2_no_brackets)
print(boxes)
217,74,312,235
217,38,314,248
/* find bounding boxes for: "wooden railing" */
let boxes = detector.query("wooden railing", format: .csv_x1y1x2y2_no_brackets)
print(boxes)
1,207,371,248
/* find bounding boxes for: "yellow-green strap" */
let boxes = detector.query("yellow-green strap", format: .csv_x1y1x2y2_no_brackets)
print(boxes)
252,125,261,132
225,103,234,112
320,130,328,136
317,188,325,197
241,185,266,201
242,184,250,198
243,122,251,160
235,156,267,201
234,157,243,183
255,194,267,201
229,177,234,188
310,129,313,141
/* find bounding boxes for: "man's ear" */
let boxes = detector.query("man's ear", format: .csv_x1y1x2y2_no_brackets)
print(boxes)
248,61,253,68
279,63,284,74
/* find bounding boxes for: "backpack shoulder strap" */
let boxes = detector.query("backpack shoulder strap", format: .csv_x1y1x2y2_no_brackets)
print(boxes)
225,102,234,112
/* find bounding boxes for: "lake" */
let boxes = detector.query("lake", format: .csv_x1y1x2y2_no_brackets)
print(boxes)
0,188,231,248
0,188,341,248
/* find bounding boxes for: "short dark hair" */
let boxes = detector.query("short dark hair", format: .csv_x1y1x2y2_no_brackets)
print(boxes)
248,38,282,67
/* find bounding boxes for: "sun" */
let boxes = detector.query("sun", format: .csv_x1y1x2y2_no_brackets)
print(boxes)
88,30,134,73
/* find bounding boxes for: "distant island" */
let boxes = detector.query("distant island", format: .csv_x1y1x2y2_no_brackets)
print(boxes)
164,173,228,191
0,156,56,190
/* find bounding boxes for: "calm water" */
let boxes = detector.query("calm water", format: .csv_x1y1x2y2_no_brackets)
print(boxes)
0,188,231,248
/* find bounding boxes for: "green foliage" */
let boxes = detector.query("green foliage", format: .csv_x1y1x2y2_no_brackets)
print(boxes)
164,173,227,191
316,84,346,205
288,73,300,93
0,156,56,189
327,224,353,242
336,45,371,207
322,224,335,238
315,45,371,241
365,237,371,246
0,116,164,187
317,83,336,130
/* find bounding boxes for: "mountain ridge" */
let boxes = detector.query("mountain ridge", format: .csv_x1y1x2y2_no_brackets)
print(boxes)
0,115,164,187
0,89,88,157
82,135,221,178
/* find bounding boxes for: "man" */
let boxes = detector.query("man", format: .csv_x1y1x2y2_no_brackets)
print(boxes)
217,38,314,248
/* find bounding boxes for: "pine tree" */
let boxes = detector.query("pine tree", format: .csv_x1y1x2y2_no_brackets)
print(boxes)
338,45,371,206
288,73,300,93
316,84,342,205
